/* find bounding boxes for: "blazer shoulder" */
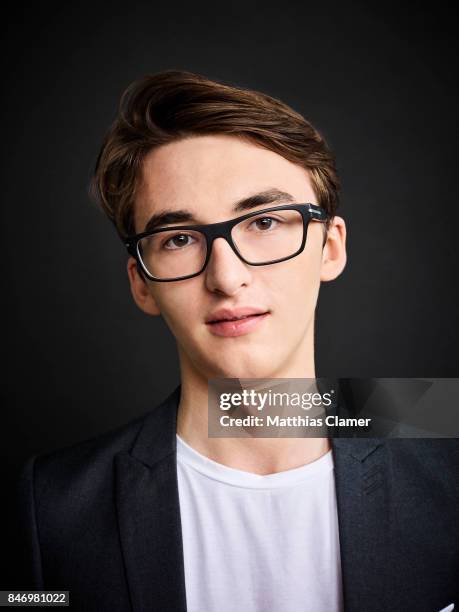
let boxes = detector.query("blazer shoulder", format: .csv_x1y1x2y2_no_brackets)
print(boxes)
29,405,157,501
384,438,459,497
385,437,459,465
22,385,180,512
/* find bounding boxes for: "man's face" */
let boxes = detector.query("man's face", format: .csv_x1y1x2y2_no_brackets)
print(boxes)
129,134,345,379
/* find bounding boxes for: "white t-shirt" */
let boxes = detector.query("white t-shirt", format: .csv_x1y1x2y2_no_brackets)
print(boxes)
176,434,343,612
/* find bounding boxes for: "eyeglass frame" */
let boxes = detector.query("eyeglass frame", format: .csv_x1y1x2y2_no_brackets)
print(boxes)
125,203,329,282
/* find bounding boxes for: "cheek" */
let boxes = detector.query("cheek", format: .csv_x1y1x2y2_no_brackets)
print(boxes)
260,253,321,308
153,284,202,336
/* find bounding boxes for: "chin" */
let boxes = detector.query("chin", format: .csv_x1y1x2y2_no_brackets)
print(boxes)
206,354,280,381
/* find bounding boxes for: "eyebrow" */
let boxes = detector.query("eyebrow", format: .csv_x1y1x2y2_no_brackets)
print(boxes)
141,188,296,234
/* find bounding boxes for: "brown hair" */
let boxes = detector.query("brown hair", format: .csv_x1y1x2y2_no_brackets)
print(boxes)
91,70,340,239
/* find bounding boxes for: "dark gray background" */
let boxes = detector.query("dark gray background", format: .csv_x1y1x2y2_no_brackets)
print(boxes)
2,0,458,584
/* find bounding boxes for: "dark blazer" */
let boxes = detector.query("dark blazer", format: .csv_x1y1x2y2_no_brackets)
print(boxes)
19,386,459,612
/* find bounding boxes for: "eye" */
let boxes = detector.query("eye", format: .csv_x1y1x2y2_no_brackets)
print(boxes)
249,216,279,231
163,233,196,250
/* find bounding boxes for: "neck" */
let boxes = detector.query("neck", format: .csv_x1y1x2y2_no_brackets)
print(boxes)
176,335,331,476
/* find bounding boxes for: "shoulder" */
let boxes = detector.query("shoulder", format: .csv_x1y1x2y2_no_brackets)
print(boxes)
383,438,459,500
26,411,147,503
23,386,180,506
334,437,459,498
384,437,459,470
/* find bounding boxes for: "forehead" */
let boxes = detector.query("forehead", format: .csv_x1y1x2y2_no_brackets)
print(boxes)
134,134,315,231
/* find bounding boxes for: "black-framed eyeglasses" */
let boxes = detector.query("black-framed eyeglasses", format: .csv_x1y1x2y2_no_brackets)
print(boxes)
125,203,328,282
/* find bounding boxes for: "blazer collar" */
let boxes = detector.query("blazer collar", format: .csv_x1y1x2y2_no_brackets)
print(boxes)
116,384,390,612
115,386,186,612
130,385,181,467
327,380,389,610
331,437,390,611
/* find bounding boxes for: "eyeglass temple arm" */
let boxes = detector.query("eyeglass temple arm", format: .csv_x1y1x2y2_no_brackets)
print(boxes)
306,205,329,248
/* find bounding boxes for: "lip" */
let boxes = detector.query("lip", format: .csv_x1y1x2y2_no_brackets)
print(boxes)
205,307,270,337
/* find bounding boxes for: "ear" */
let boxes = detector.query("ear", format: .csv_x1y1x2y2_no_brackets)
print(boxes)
320,215,347,282
126,257,161,316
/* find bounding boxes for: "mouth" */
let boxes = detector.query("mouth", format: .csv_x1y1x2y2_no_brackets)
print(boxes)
205,308,270,337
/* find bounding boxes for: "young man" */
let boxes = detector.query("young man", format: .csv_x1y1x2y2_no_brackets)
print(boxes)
20,71,458,612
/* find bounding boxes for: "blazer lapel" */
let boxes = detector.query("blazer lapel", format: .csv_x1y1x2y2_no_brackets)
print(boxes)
115,386,187,612
331,438,390,612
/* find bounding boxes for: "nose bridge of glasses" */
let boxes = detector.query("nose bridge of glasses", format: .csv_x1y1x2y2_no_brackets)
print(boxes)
204,218,238,250
204,218,244,265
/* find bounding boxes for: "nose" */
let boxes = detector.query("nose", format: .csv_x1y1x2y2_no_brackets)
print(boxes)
204,237,252,296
